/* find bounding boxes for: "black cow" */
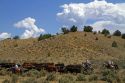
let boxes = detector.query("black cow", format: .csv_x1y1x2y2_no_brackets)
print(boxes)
55,63,65,73
33,63,48,71
0,63,15,69
65,64,82,73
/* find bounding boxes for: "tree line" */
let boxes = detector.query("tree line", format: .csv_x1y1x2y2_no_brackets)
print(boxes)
9,25,125,41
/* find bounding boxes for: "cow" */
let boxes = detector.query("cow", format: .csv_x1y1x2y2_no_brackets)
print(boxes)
44,63,57,72
0,63,15,70
55,63,65,73
64,64,82,73
22,62,36,71
33,63,48,71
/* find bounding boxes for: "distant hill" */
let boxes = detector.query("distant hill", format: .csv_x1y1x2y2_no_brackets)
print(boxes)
0,32,125,64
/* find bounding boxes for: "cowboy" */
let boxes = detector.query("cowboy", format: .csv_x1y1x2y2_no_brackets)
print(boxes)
15,64,18,68
108,60,114,68
82,59,92,68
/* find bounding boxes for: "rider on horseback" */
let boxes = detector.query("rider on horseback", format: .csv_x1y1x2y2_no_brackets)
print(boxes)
82,59,92,69
15,64,19,69
108,60,114,68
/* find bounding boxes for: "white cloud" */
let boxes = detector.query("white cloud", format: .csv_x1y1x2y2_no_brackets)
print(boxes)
57,0,125,33
14,17,45,39
0,32,11,40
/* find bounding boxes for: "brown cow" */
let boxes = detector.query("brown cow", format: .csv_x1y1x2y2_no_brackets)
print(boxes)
44,63,57,72
22,62,36,70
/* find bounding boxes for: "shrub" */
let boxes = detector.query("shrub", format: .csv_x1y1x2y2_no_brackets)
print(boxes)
98,31,101,34
23,69,40,77
46,73,56,81
113,30,121,36
76,74,86,81
107,35,111,38
13,36,20,40
61,27,70,34
70,25,77,32
37,79,49,83
0,69,8,76
88,74,98,81
21,78,37,83
14,44,18,47
100,69,117,83
40,69,47,77
101,29,110,36
11,74,18,83
83,26,93,32
2,79,10,83
93,31,97,35
59,75,74,83
112,41,118,47
84,33,87,36
95,37,98,40
38,34,53,41
122,34,125,39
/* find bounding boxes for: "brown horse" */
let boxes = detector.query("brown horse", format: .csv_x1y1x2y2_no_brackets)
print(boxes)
11,66,23,74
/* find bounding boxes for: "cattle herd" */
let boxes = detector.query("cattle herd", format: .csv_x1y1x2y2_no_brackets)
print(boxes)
0,61,119,74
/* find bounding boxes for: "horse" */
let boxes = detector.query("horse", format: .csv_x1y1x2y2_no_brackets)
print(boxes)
103,62,119,70
82,63,94,74
10,65,23,74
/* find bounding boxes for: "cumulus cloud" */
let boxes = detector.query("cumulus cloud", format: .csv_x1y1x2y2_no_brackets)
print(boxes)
14,17,45,39
0,32,11,40
57,0,125,33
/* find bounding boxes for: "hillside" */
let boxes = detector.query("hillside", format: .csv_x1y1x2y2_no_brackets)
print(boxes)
0,32,125,64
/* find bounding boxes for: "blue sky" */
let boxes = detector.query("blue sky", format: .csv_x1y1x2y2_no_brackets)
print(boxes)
0,0,125,39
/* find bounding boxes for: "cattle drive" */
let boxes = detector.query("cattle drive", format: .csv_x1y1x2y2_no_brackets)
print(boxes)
0,60,119,74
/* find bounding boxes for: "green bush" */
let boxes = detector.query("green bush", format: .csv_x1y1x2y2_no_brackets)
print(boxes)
21,78,37,83
46,73,56,81
76,74,86,81
88,74,98,81
113,30,121,36
93,31,97,35
11,74,18,83
122,34,125,39
23,69,40,77
13,36,20,40
61,27,69,34
70,25,77,32
83,26,93,32
37,79,49,83
59,75,74,83
107,35,112,38
100,69,117,83
101,29,110,36
38,34,53,41
112,41,118,47
40,69,47,77
0,69,8,76
2,79,10,83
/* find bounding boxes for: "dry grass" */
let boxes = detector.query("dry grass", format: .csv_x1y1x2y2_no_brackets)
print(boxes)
0,32,125,64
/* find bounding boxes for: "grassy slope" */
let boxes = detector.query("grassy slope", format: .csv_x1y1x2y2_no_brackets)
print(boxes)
0,32,125,64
